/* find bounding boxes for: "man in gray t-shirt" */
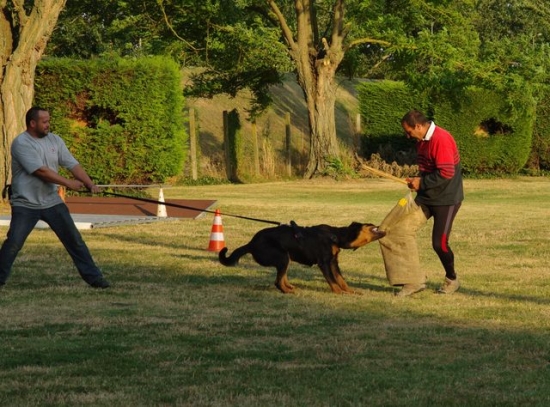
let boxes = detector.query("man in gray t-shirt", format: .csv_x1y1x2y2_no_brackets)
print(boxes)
0,107,110,289
11,130,79,208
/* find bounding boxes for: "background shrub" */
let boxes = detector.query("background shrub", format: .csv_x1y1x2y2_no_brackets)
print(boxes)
34,56,187,185
358,80,535,175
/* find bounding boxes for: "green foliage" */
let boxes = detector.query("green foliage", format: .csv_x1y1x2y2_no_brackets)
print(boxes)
43,0,550,179
46,0,185,60
353,0,550,114
182,8,293,118
321,156,356,180
47,0,550,120
435,88,535,175
474,0,550,92
34,57,187,185
358,80,535,175
530,85,550,171
350,0,481,99
357,80,429,163
48,0,293,118
175,176,230,186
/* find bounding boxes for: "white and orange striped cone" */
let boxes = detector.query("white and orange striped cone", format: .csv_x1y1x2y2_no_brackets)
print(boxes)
207,209,225,252
157,188,167,218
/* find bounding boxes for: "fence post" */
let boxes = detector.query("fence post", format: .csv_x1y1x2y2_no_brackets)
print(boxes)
355,113,362,150
285,112,292,177
252,121,260,176
223,110,231,180
223,109,241,182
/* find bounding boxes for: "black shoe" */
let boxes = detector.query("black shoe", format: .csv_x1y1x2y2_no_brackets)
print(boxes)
90,278,110,289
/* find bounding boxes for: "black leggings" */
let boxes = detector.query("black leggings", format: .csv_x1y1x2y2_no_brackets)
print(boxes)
419,203,461,280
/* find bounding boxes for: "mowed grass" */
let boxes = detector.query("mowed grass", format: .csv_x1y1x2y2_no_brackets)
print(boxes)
0,177,549,406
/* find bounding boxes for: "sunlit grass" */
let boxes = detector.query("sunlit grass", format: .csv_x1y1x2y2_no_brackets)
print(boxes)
0,177,549,406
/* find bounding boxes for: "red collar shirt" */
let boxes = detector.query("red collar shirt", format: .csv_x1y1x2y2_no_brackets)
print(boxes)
415,122,464,206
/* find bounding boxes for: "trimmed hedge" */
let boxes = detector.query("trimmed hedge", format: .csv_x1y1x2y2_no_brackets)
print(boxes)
34,57,187,185
357,80,428,164
435,89,535,174
530,85,550,171
358,80,535,175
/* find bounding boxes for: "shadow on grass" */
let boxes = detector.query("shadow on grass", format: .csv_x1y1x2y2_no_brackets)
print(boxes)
454,287,550,306
95,231,198,251
354,273,550,305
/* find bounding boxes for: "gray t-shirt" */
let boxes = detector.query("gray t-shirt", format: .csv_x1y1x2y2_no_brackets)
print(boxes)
10,131,79,209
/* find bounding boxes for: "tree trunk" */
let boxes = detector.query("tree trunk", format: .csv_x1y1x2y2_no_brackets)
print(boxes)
0,0,67,192
270,0,347,178
298,62,340,178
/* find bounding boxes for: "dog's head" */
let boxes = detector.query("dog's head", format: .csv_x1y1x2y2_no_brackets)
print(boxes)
345,222,386,249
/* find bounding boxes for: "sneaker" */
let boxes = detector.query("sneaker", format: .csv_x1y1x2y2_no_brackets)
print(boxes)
437,277,460,294
90,278,110,289
395,283,426,297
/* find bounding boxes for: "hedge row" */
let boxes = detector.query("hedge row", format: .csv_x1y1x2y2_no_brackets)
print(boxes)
358,80,538,175
34,57,187,185
530,85,550,171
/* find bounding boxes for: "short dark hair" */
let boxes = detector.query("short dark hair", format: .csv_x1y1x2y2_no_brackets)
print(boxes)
401,110,429,127
25,107,48,127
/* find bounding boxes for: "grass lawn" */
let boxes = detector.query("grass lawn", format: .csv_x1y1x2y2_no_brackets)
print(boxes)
0,177,549,406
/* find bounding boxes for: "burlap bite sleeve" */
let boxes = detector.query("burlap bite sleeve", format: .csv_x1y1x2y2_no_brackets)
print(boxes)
378,193,428,286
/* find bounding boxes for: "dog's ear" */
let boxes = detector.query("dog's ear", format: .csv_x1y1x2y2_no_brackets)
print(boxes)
290,220,304,240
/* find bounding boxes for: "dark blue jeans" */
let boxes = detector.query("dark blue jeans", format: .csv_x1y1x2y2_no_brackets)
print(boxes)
0,203,104,286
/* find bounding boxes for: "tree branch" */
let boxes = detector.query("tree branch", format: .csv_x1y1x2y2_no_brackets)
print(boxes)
158,0,198,52
367,53,392,74
344,37,393,52
329,0,344,51
268,0,298,52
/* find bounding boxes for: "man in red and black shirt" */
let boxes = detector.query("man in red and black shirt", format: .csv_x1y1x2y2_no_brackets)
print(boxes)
401,110,464,295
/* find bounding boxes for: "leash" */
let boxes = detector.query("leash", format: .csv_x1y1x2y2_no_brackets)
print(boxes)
98,190,282,226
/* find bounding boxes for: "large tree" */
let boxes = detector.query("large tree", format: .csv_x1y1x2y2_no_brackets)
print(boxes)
0,0,66,189
473,0,550,93
268,0,386,177
156,0,490,177
154,0,396,178
45,1,484,177
47,0,550,177
51,0,358,177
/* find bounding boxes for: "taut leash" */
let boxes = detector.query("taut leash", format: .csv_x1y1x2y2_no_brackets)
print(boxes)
98,190,282,226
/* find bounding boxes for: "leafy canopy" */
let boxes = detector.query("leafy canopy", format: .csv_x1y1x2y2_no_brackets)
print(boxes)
48,0,550,114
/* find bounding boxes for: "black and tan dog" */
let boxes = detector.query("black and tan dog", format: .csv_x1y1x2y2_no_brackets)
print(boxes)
219,221,385,294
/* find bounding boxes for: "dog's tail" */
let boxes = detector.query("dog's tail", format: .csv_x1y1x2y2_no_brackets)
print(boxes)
218,245,250,266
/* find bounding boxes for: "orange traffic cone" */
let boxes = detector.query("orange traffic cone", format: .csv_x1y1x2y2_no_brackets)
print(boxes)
207,209,226,252
57,185,66,202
